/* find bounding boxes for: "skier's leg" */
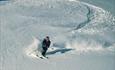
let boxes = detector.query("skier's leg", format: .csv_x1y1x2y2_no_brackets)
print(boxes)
42,47,46,56
44,48,48,56
42,47,47,57
41,47,44,56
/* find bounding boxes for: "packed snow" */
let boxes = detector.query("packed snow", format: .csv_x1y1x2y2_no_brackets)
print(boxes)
0,0,115,70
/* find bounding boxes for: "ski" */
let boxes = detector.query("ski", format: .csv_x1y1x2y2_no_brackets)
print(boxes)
36,54,48,59
44,56,48,59
40,57,44,59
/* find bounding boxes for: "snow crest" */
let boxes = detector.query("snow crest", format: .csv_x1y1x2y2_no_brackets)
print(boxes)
25,37,43,58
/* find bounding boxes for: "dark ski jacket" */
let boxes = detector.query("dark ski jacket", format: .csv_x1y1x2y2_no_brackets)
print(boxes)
42,39,51,48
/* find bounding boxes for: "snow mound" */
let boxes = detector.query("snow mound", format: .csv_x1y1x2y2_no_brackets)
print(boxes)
25,37,43,58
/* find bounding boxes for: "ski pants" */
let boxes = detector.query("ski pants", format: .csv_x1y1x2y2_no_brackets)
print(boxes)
42,47,48,56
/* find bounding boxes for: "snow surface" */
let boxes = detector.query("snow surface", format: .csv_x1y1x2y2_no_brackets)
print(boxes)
0,0,115,70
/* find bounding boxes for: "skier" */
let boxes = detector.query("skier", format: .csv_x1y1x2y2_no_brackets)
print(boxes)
41,36,51,57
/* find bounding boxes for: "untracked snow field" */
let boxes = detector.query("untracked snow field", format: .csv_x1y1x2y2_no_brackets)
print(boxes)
0,0,115,70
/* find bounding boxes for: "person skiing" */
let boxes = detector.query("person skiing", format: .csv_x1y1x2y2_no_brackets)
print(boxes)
41,36,51,57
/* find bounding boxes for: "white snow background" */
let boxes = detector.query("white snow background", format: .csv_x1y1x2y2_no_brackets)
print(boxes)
0,0,115,70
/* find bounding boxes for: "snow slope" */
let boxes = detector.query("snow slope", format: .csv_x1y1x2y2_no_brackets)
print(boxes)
0,0,115,70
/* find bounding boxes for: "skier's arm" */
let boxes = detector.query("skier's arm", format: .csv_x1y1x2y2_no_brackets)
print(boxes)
47,41,51,48
42,39,46,47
